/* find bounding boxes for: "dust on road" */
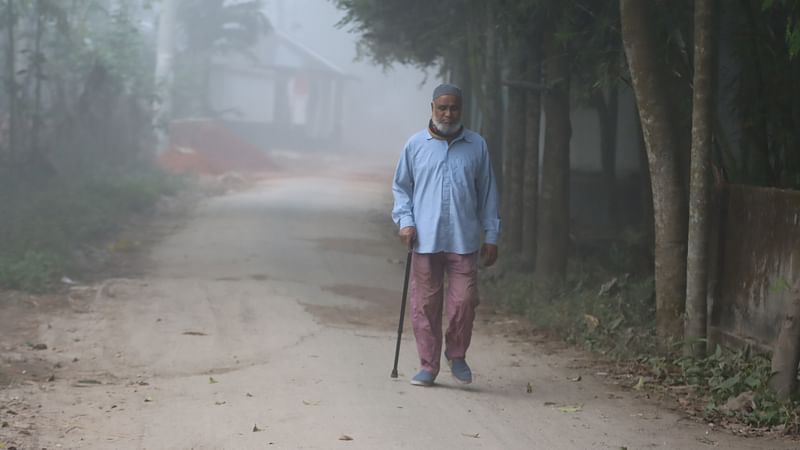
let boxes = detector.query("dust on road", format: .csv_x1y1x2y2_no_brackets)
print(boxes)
0,154,795,449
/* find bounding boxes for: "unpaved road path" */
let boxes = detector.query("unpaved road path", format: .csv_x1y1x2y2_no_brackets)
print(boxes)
0,156,795,449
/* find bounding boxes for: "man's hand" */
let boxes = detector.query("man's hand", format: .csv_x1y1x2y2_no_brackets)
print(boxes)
480,243,498,267
399,226,417,249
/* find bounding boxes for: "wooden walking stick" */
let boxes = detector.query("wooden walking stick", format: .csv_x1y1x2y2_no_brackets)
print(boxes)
390,244,413,378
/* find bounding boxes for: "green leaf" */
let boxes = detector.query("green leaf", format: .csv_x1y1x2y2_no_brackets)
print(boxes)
745,375,762,389
715,373,741,392
557,405,582,413
787,19,800,60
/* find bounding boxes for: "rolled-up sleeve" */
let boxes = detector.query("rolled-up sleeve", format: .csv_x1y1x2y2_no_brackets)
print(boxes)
477,142,501,244
392,145,416,229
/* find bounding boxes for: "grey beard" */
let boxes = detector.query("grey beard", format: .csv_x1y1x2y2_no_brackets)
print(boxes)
432,118,462,136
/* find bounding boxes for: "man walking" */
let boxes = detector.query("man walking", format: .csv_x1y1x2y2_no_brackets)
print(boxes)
391,83,501,386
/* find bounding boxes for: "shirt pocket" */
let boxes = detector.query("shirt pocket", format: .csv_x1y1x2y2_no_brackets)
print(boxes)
450,157,477,182
449,158,478,204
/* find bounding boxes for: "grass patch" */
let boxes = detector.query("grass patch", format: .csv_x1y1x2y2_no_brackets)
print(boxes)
0,166,185,292
656,346,800,431
0,251,63,293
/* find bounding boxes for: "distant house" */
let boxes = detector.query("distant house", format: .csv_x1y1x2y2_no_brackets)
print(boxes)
207,30,348,150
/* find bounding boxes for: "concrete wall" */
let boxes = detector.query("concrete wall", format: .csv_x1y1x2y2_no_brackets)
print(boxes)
710,185,800,350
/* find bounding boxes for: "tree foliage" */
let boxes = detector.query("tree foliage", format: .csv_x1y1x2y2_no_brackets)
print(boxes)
177,0,269,55
172,0,270,117
0,0,186,291
333,0,462,69
730,0,800,188
1,0,156,171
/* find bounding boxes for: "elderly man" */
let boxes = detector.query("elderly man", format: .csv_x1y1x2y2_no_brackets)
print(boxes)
391,83,501,386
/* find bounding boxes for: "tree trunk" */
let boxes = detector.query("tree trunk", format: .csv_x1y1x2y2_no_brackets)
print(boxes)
449,48,473,130
591,86,619,230
621,0,688,343
605,85,619,228
769,282,800,399
738,0,774,185
483,1,504,190
634,103,655,269
30,0,44,159
153,0,178,154
522,37,542,269
685,0,716,357
535,31,571,284
5,0,17,163
503,42,527,255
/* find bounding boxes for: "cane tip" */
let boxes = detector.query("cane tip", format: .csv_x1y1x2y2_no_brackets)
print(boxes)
390,370,398,378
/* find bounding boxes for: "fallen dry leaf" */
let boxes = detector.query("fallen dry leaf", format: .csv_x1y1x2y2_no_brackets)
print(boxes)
598,277,619,297
182,331,208,336
721,391,755,414
253,424,263,432
339,434,353,441
209,377,219,384
461,433,480,439
557,405,583,413
584,314,600,332
526,382,533,393
568,375,582,382
696,436,717,446
633,376,645,391
246,392,254,397
302,400,320,406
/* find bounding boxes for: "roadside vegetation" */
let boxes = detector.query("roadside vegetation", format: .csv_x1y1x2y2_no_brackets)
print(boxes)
482,248,800,434
0,0,269,293
336,0,800,435
0,168,184,292
0,1,189,292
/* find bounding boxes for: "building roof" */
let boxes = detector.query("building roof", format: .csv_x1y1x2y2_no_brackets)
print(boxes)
267,31,346,75
213,30,346,77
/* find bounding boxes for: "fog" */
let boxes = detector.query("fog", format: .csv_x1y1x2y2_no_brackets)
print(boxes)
263,0,438,158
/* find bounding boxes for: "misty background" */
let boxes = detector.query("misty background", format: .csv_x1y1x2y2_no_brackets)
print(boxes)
263,0,438,158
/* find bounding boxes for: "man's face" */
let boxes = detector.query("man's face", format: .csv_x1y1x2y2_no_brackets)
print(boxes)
431,95,463,130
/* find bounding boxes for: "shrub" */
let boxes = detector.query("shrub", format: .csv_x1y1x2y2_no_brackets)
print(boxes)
0,168,184,292
482,251,800,433
0,251,63,293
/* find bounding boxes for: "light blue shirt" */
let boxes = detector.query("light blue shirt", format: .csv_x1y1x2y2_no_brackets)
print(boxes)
392,127,501,254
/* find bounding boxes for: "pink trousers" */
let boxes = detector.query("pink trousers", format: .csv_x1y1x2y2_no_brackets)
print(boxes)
410,252,479,375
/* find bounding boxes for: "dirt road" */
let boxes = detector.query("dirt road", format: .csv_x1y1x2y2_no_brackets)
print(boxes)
0,158,795,449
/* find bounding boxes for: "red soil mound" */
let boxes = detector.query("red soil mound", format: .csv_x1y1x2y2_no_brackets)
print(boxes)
159,120,274,175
